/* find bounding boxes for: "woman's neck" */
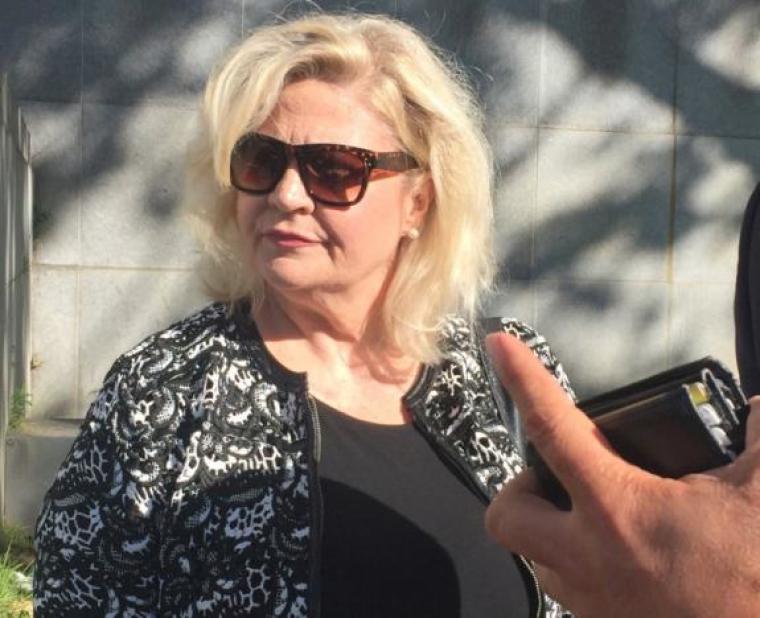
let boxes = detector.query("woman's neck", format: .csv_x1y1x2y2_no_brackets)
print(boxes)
252,290,421,425
253,290,415,382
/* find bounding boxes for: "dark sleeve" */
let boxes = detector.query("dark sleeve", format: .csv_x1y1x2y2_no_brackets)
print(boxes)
33,366,164,617
735,182,760,397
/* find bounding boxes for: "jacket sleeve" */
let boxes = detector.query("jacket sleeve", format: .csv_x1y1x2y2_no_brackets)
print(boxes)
481,316,576,454
34,364,165,617
482,316,576,399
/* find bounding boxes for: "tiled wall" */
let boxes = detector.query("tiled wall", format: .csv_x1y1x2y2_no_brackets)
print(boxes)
2,0,758,416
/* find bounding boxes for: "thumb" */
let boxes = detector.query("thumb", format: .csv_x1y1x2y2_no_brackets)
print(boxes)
486,333,625,502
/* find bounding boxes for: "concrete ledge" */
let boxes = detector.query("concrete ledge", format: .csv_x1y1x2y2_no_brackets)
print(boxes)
5,419,81,530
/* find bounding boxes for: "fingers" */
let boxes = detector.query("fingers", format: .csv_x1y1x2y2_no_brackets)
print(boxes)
746,396,760,448
485,333,626,503
712,396,760,488
705,394,760,483
485,471,570,569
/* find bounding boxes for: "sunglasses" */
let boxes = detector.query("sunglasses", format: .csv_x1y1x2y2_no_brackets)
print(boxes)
230,132,420,206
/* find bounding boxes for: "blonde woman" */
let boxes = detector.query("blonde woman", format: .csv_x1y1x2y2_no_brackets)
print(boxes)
34,13,572,617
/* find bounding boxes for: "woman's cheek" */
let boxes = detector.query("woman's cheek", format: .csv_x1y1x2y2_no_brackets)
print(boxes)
235,195,264,239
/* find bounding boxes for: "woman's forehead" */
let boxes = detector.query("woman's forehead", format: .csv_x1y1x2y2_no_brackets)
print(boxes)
260,79,400,149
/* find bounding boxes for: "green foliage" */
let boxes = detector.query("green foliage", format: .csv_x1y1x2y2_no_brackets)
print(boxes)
0,525,34,618
7,390,31,431
0,547,32,617
0,527,33,571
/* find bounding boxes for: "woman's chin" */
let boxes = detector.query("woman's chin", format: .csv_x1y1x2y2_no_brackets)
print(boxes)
258,265,327,296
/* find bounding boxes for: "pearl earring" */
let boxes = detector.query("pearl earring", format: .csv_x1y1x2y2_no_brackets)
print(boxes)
406,228,420,240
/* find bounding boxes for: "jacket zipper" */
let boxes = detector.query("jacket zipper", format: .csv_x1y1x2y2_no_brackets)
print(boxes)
517,553,544,618
305,391,323,618
307,393,322,463
410,416,545,618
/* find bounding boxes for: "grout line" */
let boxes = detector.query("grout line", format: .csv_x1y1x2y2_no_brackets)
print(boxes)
30,263,196,273
536,0,548,131
489,121,760,142
538,124,673,137
74,97,200,111
537,124,760,140
530,125,540,328
669,2,681,138
79,0,85,270
665,139,678,284
74,269,81,418
665,283,675,366
76,0,84,415
79,0,84,103
531,0,550,329
664,7,682,366
520,277,734,286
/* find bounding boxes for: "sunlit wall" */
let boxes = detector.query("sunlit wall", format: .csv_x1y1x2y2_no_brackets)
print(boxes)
2,0,758,417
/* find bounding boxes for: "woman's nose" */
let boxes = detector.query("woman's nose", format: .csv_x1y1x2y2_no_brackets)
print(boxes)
267,163,315,214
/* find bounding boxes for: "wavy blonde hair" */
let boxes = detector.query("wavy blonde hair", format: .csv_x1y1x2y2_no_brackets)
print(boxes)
184,12,495,363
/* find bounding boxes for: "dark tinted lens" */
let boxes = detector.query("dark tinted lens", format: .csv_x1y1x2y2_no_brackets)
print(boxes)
299,149,366,204
231,135,286,192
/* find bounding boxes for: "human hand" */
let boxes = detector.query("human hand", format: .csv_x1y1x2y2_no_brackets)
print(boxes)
484,333,760,618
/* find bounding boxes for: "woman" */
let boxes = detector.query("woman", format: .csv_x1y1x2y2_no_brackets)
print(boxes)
34,13,573,618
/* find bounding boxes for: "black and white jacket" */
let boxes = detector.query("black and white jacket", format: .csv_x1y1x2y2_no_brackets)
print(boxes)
34,302,574,618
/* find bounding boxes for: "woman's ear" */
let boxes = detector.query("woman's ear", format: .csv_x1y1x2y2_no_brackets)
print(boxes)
405,174,434,231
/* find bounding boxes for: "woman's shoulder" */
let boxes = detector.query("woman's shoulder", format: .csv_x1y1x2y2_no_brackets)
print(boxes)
439,315,575,399
104,301,252,383
439,314,548,350
85,301,264,438
480,316,548,347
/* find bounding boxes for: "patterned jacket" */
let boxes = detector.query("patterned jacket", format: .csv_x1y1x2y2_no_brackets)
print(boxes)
34,302,574,617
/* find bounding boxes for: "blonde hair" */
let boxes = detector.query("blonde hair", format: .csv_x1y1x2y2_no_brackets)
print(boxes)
184,12,495,363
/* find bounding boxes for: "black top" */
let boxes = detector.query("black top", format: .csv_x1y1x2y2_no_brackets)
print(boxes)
316,399,531,618
735,182,760,397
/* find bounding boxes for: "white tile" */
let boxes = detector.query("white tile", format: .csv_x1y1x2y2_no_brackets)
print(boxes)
493,126,538,280
21,101,81,266
535,129,672,282
483,279,535,327
677,1,760,137
30,268,78,419
673,136,760,283
0,1,82,102
540,0,677,132
80,103,200,268
535,280,670,399
83,0,242,105
472,3,544,126
668,283,736,373
77,268,209,413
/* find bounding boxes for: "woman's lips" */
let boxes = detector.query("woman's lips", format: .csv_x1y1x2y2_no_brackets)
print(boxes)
262,229,320,248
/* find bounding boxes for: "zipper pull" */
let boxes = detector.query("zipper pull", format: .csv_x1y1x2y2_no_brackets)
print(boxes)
306,393,322,463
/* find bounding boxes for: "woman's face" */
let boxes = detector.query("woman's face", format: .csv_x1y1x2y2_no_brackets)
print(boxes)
235,79,428,305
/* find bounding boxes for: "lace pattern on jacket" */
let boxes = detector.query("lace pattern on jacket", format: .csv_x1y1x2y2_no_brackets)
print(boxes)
34,303,573,617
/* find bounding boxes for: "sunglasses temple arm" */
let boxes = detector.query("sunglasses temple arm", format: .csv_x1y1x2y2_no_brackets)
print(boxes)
374,152,420,172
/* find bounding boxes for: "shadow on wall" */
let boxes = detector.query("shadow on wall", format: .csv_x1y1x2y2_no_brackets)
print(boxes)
0,0,758,406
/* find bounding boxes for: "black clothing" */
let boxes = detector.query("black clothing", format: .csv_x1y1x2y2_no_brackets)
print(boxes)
735,182,760,397
34,303,573,617
317,399,530,617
